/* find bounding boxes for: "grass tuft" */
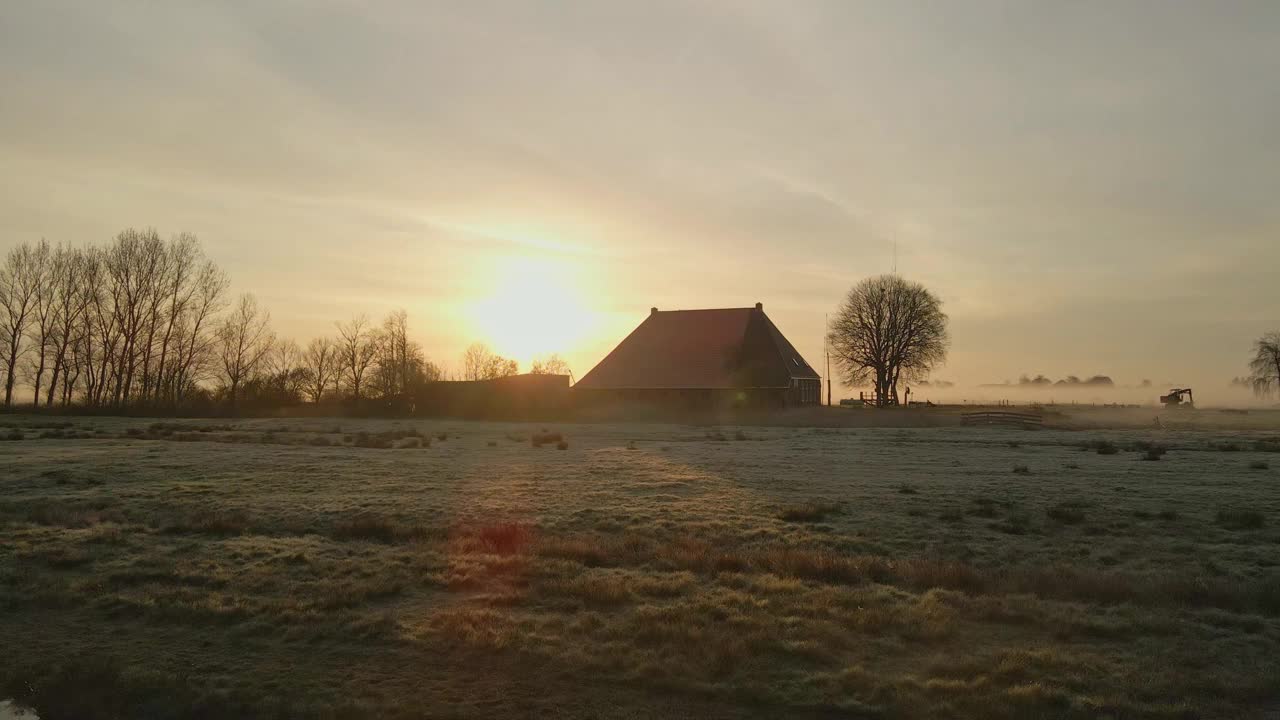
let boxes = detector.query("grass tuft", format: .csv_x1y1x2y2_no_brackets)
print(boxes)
352,432,392,449
1093,440,1119,455
777,502,842,523
1045,503,1086,524
539,536,612,566
474,522,535,555
991,511,1034,535
1216,508,1265,530
162,510,253,536
531,431,562,448
756,547,891,584
331,514,423,543
549,574,632,606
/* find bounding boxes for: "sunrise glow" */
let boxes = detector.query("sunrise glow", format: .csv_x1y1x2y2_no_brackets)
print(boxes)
465,255,599,367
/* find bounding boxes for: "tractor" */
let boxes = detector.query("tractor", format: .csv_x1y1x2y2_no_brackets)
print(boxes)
1159,388,1194,409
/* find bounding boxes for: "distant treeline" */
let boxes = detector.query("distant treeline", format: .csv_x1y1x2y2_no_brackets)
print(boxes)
0,229,568,416
980,375,1116,389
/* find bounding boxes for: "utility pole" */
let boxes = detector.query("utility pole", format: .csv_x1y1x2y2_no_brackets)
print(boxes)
826,348,831,406
825,313,832,406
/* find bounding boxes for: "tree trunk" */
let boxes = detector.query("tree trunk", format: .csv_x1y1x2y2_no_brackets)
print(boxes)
46,359,61,406
32,360,45,406
3,337,18,406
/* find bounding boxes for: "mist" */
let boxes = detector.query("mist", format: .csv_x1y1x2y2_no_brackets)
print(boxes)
900,378,1273,408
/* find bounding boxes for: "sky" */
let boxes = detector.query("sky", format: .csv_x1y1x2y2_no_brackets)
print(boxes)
2,1,1278,403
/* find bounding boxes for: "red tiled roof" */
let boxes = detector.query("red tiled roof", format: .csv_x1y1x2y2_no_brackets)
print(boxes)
575,306,820,390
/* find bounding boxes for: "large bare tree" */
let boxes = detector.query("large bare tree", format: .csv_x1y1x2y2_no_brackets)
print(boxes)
146,233,201,403
102,228,167,406
336,315,378,401
827,274,949,406
168,261,228,405
23,240,55,406
43,244,91,406
263,338,309,402
0,241,44,406
1249,332,1280,399
367,309,440,399
376,309,412,398
303,337,337,403
216,294,274,406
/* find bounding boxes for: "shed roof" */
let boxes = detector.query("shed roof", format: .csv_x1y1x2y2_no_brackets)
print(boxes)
575,304,820,390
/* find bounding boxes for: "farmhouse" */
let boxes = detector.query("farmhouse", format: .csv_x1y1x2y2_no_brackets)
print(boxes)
575,303,821,407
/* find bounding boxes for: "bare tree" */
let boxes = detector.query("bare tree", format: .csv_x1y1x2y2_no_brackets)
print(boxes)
1249,332,1280,399
336,315,377,400
303,337,337,403
81,246,118,406
1,241,44,406
23,240,54,405
147,233,202,403
529,354,571,376
168,261,228,405
133,233,172,403
101,228,167,405
461,342,491,381
372,310,408,399
461,342,518,381
216,294,274,407
420,359,443,384
44,244,91,406
263,338,308,402
369,309,441,399
827,275,949,406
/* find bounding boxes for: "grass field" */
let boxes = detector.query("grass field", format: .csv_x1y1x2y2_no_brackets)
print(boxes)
2,414,1279,719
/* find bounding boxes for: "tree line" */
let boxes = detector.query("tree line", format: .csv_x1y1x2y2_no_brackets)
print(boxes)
0,229,571,414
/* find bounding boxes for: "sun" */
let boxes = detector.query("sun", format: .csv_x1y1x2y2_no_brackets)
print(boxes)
466,255,597,368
